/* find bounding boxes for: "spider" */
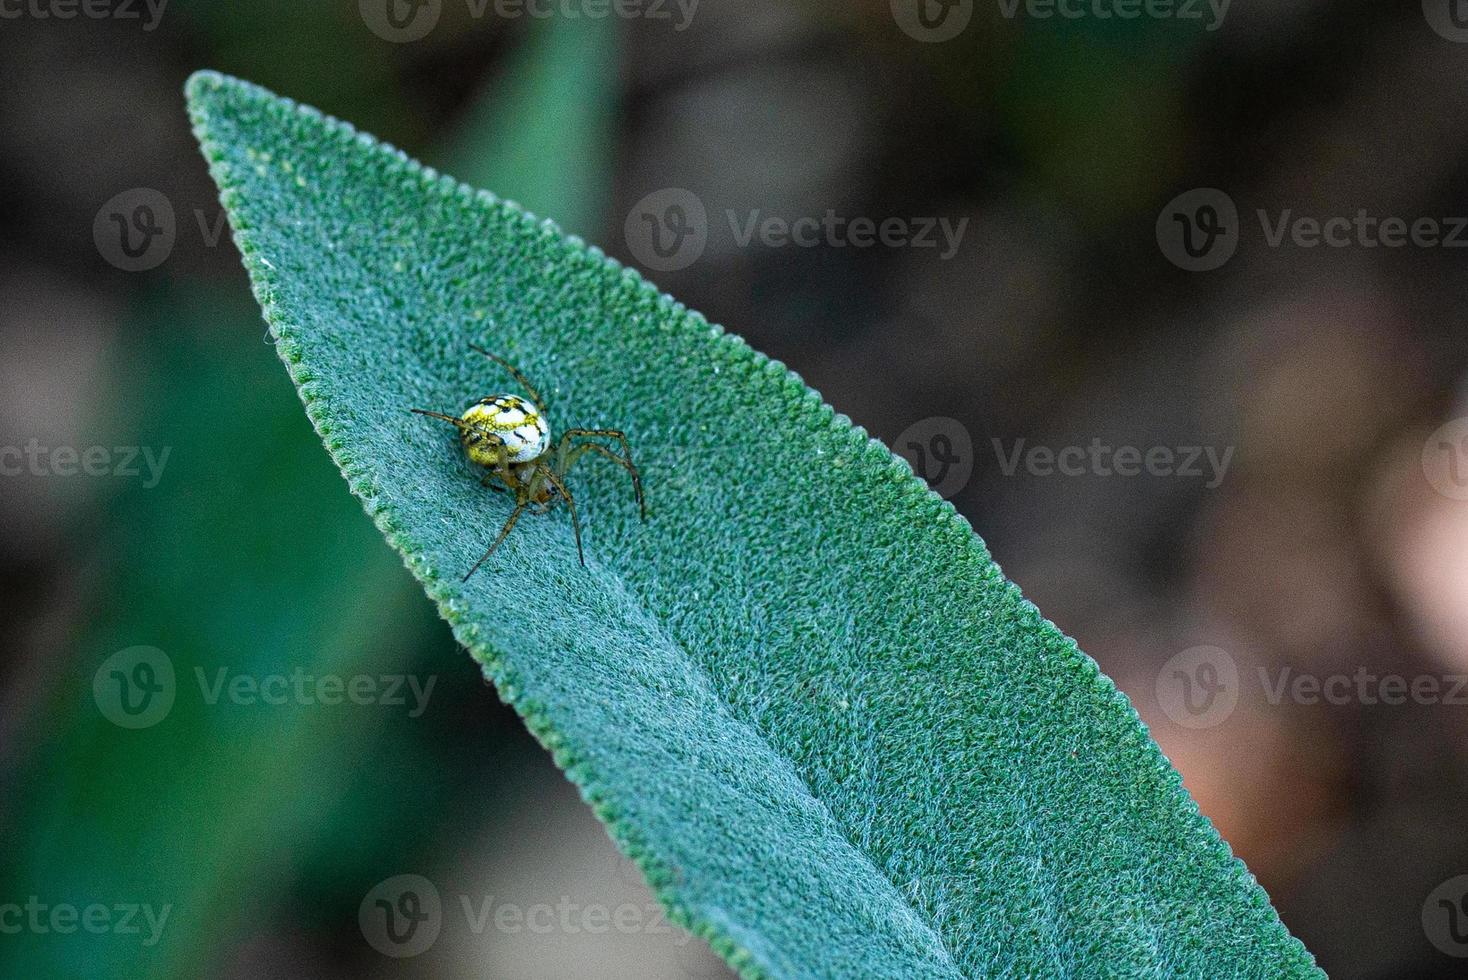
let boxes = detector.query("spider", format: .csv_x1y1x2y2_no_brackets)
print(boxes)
411,345,645,580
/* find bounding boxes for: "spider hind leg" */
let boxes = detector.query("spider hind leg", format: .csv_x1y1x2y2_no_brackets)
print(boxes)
558,428,646,519
536,462,584,566
464,499,528,582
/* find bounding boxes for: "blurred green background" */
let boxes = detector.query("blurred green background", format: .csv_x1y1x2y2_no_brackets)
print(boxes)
3,1,1468,976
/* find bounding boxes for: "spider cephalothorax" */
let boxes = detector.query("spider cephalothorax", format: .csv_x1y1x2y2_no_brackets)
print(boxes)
412,345,645,579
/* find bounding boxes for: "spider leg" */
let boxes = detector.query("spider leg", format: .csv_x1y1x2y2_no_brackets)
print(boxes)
478,472,506,493
558,428,645,519
411,408,470,430
469,344,547,415
524,464,551,512
464,498,528,582
536,463,585,566
562,441,646,520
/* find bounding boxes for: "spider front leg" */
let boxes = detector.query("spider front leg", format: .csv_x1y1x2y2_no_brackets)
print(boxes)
557,428,646,519
469,344,547,416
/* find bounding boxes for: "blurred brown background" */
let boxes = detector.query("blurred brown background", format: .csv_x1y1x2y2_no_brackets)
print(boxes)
3,0,1468,976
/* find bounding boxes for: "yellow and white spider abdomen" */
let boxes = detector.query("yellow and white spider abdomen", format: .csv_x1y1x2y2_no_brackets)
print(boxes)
460,395,550,466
